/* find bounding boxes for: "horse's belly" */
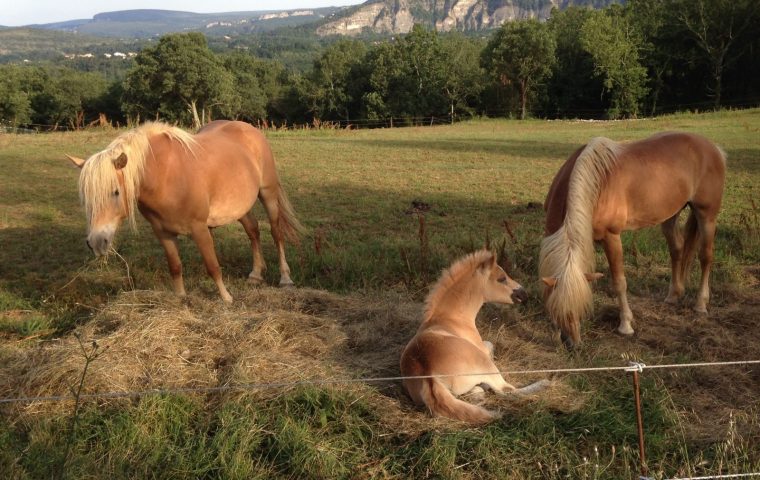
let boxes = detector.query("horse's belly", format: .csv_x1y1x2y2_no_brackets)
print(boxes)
207,198,256,227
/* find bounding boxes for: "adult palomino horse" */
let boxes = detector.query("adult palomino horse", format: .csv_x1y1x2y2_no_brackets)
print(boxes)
539,132,725,348
400,250,548,424
67,120,303,302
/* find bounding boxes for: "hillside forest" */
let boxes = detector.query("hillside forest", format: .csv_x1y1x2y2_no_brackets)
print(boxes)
1,0,759,129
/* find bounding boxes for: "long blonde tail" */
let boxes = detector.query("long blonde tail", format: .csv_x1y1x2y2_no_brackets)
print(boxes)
276,183,305,245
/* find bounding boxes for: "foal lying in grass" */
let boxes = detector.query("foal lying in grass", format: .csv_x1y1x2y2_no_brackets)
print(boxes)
400,250,548,424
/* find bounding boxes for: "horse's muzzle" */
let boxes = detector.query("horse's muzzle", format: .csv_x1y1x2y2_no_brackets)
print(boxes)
510,287,528,304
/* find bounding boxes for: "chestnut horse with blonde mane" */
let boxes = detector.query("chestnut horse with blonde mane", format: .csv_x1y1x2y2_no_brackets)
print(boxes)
539,132,725,348
400,250,549,424
67,120,303,302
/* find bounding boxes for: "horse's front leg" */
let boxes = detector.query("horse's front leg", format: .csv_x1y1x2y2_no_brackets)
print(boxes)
150,225,186,297
191,225,233,302
601,233,634,335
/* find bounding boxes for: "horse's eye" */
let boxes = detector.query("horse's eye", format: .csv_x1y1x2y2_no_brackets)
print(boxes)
498,276,507,284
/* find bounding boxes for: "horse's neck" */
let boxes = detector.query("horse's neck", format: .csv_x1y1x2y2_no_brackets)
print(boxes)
424,282,484,336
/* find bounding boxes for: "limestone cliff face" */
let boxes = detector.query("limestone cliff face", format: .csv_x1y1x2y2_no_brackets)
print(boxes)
316,0,618,36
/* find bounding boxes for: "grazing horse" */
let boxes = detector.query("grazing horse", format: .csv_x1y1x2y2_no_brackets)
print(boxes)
401,250,549,424
539,132,726,347
67,120,303,302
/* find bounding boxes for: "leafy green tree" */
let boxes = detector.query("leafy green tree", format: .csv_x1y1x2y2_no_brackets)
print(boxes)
24,67,108,129
362,26,448,122
482,20,556,120
440,34,486,121
0,65,32,127
122,32,236,126
545,7,605,118
301,39,367,121
666,0,760,108
580,8,648,118
222,52,268,122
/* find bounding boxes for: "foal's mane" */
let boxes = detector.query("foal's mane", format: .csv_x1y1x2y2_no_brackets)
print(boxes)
423,250,493,322
78,122,197,229
538,137,620,339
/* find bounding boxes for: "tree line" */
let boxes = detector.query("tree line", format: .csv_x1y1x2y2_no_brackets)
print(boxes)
1,0,758,130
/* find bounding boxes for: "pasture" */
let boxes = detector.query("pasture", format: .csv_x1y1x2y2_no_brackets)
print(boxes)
1,109,759,478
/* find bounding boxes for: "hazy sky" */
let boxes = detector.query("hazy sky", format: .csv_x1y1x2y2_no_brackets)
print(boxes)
1,0,363,26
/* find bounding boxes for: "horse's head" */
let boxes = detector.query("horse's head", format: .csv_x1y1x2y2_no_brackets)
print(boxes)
478,252,528,305
541,272,603,348
67,152,130,256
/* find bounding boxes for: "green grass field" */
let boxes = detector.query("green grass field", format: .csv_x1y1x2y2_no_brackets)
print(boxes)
1,109,759,479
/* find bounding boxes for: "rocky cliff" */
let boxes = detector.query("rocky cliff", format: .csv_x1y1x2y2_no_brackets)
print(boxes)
316,0,620,36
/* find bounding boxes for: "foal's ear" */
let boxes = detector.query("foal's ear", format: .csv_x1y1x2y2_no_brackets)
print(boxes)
112,152,128,170
541,277,558,288
65,154,86,169
584,272,604,282
478,252,497,273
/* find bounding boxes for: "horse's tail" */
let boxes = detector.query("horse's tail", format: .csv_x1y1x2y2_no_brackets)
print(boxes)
539,137,620,343
420,378,500,424
679,207,700,283
275,183,305,245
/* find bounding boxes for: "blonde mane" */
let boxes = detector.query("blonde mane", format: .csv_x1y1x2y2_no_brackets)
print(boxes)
78,122,198,229
539,137,620,339
423,250,493,322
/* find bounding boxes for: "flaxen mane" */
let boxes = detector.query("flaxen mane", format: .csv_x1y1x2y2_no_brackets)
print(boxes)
78,122,197,229
423,250,493,322
538,138,620,340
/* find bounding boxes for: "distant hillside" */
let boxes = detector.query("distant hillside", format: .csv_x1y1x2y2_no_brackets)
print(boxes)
317,0,621,36
24,8,345,38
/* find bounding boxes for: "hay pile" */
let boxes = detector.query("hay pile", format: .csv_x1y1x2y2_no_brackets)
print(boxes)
0,286,579,430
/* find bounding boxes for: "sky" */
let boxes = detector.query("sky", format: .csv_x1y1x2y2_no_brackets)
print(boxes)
0,0,363,26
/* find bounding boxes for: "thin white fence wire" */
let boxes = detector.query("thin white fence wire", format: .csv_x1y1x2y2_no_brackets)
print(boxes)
642,473,760,480
1,358,758,405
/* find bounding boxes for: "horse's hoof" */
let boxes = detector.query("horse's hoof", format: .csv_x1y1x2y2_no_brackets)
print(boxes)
617,325,635,336
221,293,233,303
693,306,708,315
279,280,295,288
664,296,680,305
247,275,264,285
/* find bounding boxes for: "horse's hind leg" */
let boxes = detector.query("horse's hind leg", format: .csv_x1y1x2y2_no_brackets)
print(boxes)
259,186,293,287
662,212,685,304
239,212,266,284
601,233,635,335
693,206,719,314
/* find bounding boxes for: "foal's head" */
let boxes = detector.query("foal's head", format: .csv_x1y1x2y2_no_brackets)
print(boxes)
476,251,528,305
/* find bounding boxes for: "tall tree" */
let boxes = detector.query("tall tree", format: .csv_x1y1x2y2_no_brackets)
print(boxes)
302,39,367,121
482,19,556,120
122,32,236,127
580,8,648,118
667,0,760,108
0,65,32,127
545,7,605,118
222,52,268,123
440,34,486,121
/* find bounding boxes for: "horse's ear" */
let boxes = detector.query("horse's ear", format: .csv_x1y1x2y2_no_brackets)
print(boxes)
585,272,604,282
112,152,128,170
65,154,86,169
541,277,558,288
478,252,496,273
